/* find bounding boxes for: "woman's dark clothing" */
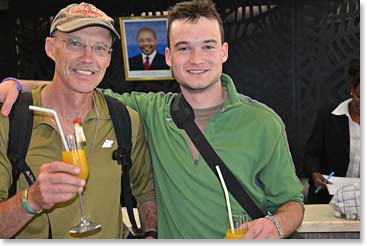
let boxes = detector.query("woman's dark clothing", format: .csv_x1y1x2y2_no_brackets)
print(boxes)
304,107,350,204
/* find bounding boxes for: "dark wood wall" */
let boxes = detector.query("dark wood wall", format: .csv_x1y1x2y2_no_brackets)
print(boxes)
0,0,360,177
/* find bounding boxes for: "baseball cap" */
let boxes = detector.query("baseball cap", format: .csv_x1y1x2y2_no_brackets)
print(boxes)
50,2,120,39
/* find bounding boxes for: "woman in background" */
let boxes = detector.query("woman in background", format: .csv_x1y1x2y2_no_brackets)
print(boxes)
304,60,360,204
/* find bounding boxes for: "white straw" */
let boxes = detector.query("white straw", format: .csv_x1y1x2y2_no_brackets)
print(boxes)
215,165,234,234
29,105,69,151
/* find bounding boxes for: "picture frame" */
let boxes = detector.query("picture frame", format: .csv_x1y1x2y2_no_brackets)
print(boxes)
119,16,173,81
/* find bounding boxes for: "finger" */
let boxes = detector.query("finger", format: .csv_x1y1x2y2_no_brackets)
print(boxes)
243,222,259,239
1,91,18,117
33,180,83,196
243,229,255,239
29,182,81,210
45,183,84,195
37,172,85,190
46,172,85,187
41,161,81,175
315,180,325,186
38,162,85,188
38,191,79,209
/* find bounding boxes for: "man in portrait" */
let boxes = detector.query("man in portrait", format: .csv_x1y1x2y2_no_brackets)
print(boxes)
128,27,169,71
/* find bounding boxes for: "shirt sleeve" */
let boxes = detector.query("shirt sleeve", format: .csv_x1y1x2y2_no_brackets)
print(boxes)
100,89,150,118
126,107,155,205
0,113,12,201
259,130,304,214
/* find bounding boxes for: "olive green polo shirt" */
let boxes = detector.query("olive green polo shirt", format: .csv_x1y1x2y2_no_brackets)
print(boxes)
0,85,155,238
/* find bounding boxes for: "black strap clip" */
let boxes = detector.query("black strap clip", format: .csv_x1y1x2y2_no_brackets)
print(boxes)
113,145,132,171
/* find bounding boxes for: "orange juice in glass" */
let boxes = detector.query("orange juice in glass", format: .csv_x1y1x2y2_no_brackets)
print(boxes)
225,212,248,239
64,133,101,234
62,149,88,180
225,227,248,239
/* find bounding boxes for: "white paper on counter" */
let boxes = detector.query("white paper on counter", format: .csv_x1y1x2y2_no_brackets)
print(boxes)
323,175,360,195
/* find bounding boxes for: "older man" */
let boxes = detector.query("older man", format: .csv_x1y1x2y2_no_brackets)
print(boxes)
0,2,156,239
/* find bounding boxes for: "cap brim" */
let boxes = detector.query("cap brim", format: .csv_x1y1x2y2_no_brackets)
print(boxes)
56,18,120,39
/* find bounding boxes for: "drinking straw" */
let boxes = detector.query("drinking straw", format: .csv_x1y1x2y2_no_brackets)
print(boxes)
215,165,234,234
29,105,69,151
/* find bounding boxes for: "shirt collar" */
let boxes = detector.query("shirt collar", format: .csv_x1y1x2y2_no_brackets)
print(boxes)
142,50,157,61
31,85,110,129
220,73,241,109
332,98,352,118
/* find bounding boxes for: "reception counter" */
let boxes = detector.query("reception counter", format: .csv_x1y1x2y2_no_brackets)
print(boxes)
122,204,360,239
297,204,360,239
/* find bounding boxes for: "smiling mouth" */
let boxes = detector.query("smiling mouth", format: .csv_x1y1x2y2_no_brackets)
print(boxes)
187,69,207,74
74,69,95,76
143,47,152,50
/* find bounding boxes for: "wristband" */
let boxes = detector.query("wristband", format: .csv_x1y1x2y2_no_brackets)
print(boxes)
1,77,22,93
142,230,158,239
22,189,43,215
265,213,283,239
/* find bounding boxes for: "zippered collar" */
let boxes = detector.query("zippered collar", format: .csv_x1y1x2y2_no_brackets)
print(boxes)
220,73,241,111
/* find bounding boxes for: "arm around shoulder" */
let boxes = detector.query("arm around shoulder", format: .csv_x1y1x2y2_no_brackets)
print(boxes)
128,108,157,234
0,79,49,116
20,79,50,92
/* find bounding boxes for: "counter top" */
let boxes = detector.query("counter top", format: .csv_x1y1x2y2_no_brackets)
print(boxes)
297,204,360,233
123,204,360,234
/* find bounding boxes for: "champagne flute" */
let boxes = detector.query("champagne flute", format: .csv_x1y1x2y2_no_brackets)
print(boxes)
63,133,101,234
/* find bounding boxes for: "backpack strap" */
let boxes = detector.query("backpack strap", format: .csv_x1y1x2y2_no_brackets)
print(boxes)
7,92,36,198
6,92,53,239
104,95,142,236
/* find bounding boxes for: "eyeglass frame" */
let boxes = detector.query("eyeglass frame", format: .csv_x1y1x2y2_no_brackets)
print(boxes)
51,36,113,57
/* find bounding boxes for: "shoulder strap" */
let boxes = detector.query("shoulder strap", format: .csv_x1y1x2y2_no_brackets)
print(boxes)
7,92,37,198
104,95,142,235
170,94,266,219
6,93,53,238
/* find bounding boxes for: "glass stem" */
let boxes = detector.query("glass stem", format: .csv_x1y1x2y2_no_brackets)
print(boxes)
78,191,87,220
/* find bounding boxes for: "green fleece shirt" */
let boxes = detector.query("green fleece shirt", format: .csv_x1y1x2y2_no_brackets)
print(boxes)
0,86,155,238
102,73,304,239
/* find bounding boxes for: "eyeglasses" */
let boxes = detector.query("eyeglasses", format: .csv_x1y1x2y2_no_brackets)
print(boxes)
52,36,113,57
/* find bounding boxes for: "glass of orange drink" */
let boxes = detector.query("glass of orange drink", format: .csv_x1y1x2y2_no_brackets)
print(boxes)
63,134,101,235
62,148,89,181
225,211,248,239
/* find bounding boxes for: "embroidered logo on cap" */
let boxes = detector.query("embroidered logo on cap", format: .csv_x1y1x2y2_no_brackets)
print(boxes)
69,5,106,17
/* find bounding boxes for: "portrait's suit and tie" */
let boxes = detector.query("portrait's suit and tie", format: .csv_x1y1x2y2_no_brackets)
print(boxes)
128,52,169,71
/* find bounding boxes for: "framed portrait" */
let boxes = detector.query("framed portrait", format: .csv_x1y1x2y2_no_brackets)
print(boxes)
119,16,173,81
